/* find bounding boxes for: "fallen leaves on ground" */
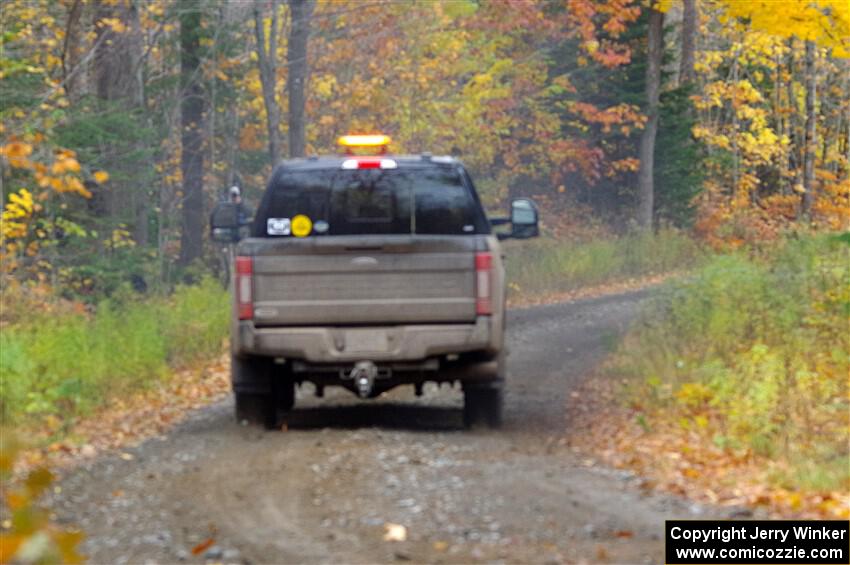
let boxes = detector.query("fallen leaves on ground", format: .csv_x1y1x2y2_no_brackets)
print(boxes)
13,353,231,477
565,374,850,520
191,537,215,556
507,272,682,309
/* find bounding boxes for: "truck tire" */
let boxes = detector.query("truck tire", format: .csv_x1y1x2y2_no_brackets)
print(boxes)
462,349,505,429
277,376,295,412
235,391,276,429
232,356,294,429
463,385,503,429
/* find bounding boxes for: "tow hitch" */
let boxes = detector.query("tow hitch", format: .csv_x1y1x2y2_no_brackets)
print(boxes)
341,361,387,398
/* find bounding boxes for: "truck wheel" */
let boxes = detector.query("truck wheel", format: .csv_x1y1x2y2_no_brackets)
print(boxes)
276,377,295,412
235,391,277,429
463,385,503,429
232,356,279,429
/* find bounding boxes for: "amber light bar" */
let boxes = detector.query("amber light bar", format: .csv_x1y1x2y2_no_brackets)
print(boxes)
337,134,391,149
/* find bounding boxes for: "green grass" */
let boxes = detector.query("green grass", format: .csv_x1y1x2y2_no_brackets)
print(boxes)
505,228,703,298
0,278,230,428
611,234,850,491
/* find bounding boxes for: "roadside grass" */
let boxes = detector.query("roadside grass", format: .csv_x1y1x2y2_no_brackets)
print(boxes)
0,278,229,431
504,228,703,300
609,234,850,494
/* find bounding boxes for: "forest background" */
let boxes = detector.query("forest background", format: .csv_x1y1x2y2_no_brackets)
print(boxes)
0,0,848,532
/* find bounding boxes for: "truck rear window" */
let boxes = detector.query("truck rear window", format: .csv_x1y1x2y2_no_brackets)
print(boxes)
254,166,489,237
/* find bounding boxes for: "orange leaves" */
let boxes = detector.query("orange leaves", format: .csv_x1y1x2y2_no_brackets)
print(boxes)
1,140,99,278
50,154,81,174
570,102,645,134
191,538,216,555
0,435,85,564
566,0,640,68
0,141,34,169
238,124,265,151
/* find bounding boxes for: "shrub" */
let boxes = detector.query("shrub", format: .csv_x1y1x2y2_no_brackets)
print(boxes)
505,228,702,298
613,234,850,490
0,278,229,427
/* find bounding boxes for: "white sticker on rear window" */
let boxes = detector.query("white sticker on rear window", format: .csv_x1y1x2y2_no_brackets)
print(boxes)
267,218,291,235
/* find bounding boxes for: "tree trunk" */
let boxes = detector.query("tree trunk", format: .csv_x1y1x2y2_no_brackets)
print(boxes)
801,40,816,217
678,0,697,85
93,3,135,101
636,7,664,229
126,1,148,246
287,0,314,158
92,1,132,224
254,0,282,168
178,6,205,267
786,38,801,194
62,0,85,100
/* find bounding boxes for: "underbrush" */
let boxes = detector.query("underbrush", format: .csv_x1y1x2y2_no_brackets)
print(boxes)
612,234,849,492
505,228,703,298
0,278,229,430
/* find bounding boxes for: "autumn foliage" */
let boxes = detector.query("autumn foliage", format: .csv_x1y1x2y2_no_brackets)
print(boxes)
600,234,850,515
1,0,849,534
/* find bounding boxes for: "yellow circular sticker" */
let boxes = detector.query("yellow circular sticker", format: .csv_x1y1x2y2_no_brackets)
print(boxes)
291,214,313,237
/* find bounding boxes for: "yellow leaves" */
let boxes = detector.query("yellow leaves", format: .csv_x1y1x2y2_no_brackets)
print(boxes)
716,0,850,57
93,171,110,183
8,189,34,216
97,17,127,33
676,382,713,408
110,227,136,249
145,2,165,17
1,189,36,241
313,74,337,99
656,0,675,13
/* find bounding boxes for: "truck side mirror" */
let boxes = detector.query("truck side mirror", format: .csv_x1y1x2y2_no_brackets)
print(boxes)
508,198,539,239
210,202,243,243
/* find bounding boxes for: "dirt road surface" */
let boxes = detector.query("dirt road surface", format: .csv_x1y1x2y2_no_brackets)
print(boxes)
51,291,716,564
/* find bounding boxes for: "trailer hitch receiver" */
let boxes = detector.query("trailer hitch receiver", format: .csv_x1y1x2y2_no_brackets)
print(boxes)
344,361,379,398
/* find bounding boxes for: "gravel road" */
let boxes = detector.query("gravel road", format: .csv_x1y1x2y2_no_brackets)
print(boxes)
51,290,713,564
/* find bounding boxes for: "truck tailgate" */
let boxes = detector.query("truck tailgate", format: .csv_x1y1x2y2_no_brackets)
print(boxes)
247,235,479,325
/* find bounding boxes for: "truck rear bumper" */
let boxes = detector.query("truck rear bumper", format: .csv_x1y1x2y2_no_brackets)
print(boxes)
235,317,495,363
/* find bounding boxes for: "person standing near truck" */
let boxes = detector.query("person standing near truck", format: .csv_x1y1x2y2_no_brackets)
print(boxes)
212,185,254,286
227,185,253,229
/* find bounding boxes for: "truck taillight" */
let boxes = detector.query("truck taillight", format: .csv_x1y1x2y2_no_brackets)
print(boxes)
236,256,253,320
475,252,492,315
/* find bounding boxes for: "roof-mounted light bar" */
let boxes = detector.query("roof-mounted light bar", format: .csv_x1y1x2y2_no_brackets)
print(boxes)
338,134,391,148
338,134,391,155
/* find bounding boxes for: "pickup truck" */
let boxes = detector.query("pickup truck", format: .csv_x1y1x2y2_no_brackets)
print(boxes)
211,139,538,429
